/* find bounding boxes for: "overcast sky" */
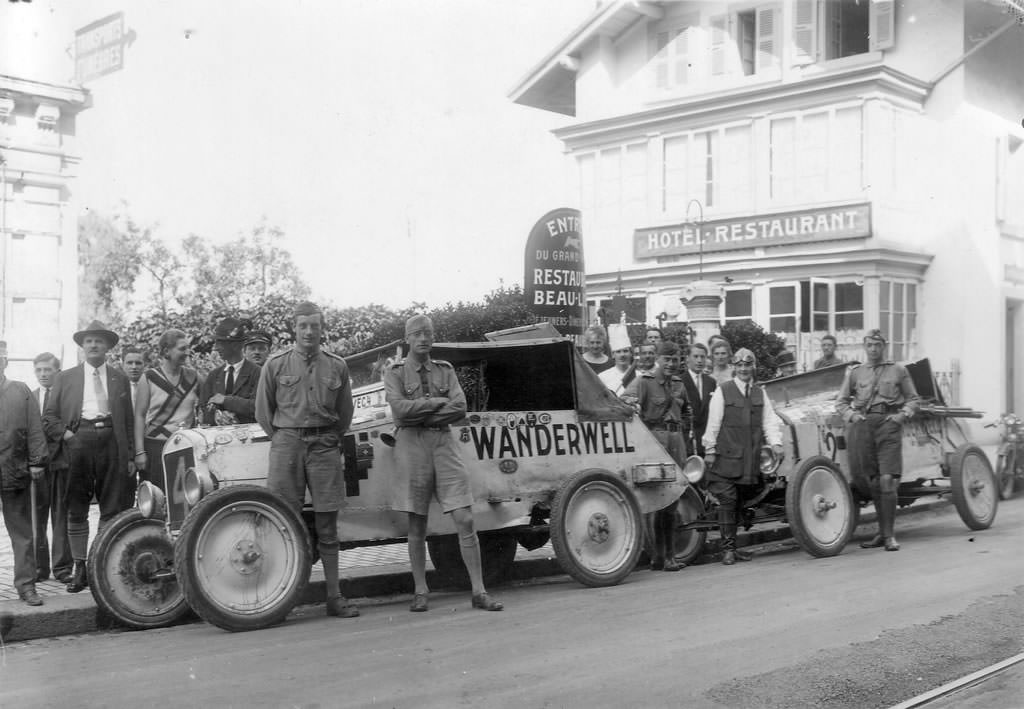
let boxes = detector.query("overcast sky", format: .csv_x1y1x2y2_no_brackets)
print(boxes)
3,0,594,310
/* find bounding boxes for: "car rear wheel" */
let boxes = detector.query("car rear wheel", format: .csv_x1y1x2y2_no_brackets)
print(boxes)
88,509,189,630
670,487,707,565
950,444,998,530
175,485,311,632
427,532,518,589
996,450,1017,501
550,469,643,587
785,456,855,558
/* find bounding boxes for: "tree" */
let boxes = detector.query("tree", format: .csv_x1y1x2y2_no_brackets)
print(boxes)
720,321,788,382
77,211,144,326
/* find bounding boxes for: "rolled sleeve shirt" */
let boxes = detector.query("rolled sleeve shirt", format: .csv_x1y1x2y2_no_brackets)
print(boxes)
835,362,920,423
702,377,783,454
255,349,354,436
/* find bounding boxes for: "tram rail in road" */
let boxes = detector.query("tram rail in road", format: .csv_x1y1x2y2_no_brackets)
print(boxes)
889,652,1024,708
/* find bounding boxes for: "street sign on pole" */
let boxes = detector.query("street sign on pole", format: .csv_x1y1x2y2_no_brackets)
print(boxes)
75,12,128,84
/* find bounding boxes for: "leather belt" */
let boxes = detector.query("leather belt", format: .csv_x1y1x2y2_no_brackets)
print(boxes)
79,417,112,429
647,421,681,432
865,404,901,415
293,426,337,436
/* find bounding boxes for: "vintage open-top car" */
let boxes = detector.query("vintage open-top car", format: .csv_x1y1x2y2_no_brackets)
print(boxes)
87,333,702,632
669,358,999,563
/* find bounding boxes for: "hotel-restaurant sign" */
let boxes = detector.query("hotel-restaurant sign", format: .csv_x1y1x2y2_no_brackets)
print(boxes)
634,203,871,259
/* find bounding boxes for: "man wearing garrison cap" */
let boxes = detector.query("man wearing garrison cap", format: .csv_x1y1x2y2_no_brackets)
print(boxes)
836,329,919,552
256,301,357,619
702,348,784,565
384,314,503,613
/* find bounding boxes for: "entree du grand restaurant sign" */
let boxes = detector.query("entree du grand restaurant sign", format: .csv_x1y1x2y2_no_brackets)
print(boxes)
634,203,871,259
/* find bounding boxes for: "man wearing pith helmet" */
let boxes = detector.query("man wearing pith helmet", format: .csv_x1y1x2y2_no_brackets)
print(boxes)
383,314,503,613
836,329,919,551
702,348,783,565
255,301,357,618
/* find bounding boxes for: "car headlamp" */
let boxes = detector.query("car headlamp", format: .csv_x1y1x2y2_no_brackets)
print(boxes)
137,481,167,520
183,467,215,506
682,455,705,484
759,446,781,475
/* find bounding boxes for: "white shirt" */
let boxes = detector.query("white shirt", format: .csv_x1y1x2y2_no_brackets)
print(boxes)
598,366,630,396
702,376,783,453
81,363,110,419
38,387,49,416
687,368,703,401
130,380,138,407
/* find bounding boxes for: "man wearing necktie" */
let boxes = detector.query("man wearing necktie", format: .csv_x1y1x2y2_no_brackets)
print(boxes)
681,343,717,457
702,348,784,565
31,352,72,584
199,317,260,426
121,346,146,411
43,321,135,593
836,329,919,551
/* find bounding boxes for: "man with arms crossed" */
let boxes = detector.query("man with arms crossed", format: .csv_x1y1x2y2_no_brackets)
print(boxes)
256,302,358,618
384,315,503,613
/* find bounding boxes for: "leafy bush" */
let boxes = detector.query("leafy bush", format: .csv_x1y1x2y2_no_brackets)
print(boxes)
720,321,788,382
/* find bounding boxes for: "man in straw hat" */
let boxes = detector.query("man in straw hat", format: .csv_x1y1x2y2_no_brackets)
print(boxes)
0,341,50,605
44,320,135,593
255,301,358,619
702,348,784,565
836,329,919,551
384,314,503,613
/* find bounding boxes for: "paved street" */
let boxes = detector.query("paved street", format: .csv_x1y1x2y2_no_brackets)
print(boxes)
1,497,1021,709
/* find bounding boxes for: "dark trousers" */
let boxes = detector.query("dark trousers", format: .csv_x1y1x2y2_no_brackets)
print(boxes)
1,485,36,593
847,413,903,487
32,466,73,578
708,477,759,549
66,426,129,559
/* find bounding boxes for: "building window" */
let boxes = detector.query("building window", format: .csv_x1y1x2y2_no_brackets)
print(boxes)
598,296,647,327
724,288,753,323
793,0,895,67
662,124,752,214
651,22,692,90
770,107,862,204
805,280,864,333
709,6,779,80
769,284,798,333
834,281,864,331
823,0,869,60
737,11,756,75
880,280,917,360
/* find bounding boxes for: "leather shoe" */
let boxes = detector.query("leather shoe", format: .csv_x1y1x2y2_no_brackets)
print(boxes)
722,551,736,565
55,570,73,584
471,592,504,611
662,559,685,572
884,537,900,552
20,588,43,607
733,549,753,562
66,562,88,593
325,597,359,618
860,535,885,549
409,593,429,613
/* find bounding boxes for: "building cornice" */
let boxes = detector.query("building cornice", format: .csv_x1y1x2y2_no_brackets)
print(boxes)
553,64,932,149
0,74,90,111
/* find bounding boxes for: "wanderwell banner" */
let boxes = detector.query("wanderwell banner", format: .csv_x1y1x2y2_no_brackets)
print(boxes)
524,208,585,337
634,203,871,259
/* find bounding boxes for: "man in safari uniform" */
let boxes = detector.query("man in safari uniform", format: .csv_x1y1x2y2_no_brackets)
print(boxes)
836,329,919,551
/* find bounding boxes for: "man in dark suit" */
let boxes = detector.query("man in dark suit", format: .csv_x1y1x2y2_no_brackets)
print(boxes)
681,342,717,458
31,351,73,584
199,317,260,426
43,321,135,593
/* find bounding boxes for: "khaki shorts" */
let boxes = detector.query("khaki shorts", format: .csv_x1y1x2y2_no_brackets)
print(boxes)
267,428,345,513
393,427,473,516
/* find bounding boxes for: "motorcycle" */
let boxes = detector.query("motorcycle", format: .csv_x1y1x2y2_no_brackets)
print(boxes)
986,413,1023,500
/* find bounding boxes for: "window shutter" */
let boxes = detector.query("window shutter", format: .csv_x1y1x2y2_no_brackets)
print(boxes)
756,6,778,71
869,0,895,51
710,15,727,76
793,0,817,65
673,28,689,85
654,30,670,89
